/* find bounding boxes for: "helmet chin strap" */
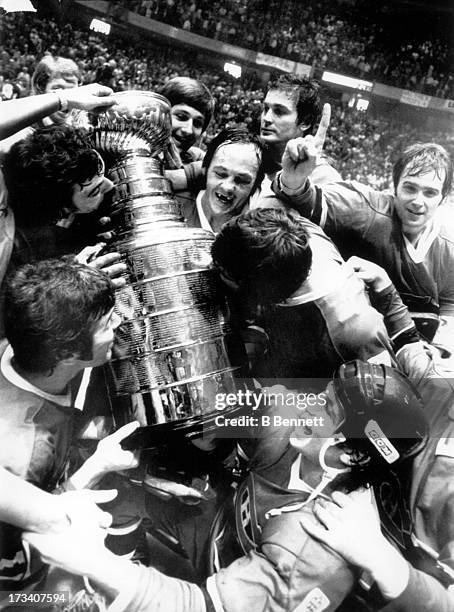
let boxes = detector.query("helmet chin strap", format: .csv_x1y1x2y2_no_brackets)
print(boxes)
266,436,351,519
319,435,351,475
303,436,351,505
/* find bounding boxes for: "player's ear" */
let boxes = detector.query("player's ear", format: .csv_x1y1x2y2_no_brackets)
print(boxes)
340,452,355,466
298,122,310,136
59,353,80,367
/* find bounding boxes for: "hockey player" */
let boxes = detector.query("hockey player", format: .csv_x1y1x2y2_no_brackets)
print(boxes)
23,257,454,610
0,258,138,601
272,104,454,346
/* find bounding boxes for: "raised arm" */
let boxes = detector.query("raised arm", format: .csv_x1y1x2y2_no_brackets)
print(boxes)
271,105,385,238
280,102,331,193
0,83,116,141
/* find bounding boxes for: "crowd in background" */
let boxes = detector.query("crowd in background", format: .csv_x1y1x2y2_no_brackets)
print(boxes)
1,5,454,607
1,11,453,193
129,0,454,98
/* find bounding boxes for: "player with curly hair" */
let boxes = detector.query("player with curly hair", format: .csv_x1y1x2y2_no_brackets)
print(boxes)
2,124,114,267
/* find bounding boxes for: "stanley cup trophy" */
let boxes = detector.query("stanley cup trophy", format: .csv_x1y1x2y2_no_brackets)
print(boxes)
75,91,246,447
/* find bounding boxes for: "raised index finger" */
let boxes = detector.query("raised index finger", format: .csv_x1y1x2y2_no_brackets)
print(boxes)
108,420,140,443
314,103,331,148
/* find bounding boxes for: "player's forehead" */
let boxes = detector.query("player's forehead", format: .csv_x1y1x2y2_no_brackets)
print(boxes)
400,166,445,192
46,75,79,90
399,152,447,188
264,88,298,112
171,103,205,122
210,142,260,174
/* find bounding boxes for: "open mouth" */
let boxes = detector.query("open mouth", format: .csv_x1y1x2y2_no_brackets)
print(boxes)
174,136,193,150
215,192,235,207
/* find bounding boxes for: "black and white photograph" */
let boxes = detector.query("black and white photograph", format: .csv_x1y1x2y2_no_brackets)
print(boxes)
0,0,453,610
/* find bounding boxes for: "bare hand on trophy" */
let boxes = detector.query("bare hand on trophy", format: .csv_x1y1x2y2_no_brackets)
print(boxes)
97,215,116,242
61,83,117,113
280,103,331,192
67,423,140,490
76,243,127,289
90,421,141,476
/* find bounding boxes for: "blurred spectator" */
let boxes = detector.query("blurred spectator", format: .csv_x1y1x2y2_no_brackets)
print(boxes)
1,11,452,201
130,0,454,98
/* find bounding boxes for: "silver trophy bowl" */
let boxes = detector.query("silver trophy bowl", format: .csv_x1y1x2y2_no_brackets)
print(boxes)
89,91,246,441
72,90,172,157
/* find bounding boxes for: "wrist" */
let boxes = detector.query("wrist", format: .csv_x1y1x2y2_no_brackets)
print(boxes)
373,275,392,293
84,453,108,480
367,539,410,599
280,172,308,195
55,90,69,112
69,454,106,490
30,497,71,533
48,507,72,533
86,551,142,601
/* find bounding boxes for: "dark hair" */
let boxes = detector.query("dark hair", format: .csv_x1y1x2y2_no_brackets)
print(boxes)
160,77,215,131
3,125,100,226
202,127,265,198
392,142,453,198
212,208,312,304
32,55,81,94
4,257,115,374
267,74,322,134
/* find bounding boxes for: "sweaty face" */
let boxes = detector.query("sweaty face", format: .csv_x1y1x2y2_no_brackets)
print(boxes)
171,103,205,153
44,75,79,125
203,142,260,219
86,307,121,367
71,151,114,214
260,89,303,146
395,166,445,243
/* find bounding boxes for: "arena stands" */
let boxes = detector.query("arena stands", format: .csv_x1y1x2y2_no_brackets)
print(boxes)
1,7,454,606
1,11,452,194
129,0,454,99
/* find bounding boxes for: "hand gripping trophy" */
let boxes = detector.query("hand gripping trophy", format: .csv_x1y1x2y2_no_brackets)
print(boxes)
74,91,246,456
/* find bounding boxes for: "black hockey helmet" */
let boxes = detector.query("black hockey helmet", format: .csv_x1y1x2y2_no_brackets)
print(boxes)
332,360,428,466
